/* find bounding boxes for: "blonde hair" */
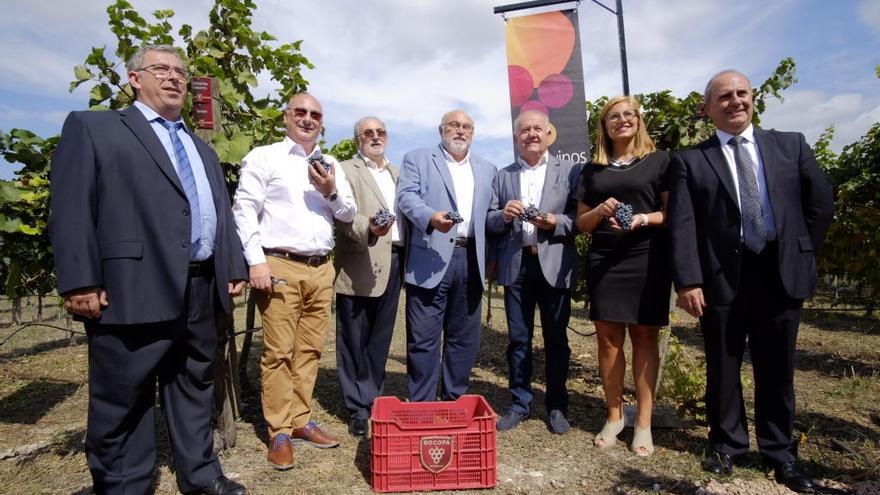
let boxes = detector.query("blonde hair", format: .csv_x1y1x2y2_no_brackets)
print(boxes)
592,95,656,165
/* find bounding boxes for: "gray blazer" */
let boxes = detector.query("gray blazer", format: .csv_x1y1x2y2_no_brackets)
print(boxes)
397,144,497,289
486,155,581,289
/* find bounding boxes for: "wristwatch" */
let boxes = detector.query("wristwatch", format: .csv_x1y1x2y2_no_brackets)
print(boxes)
324,191,338,202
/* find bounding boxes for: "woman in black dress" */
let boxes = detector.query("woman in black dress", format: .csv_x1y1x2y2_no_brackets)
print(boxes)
575,95,671,457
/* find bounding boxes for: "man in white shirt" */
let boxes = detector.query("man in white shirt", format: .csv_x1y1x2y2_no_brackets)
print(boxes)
232,93,356,470
486,110,581,433
333,117,403,437
396,110,497,402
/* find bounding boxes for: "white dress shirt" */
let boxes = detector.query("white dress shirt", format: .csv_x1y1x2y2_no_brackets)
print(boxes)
233,136,357,265
518,151,549,247
441,147,475,238
362,154,402,244
716,125,778,240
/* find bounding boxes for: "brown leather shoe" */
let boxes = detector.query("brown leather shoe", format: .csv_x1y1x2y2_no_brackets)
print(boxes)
267,433,294,470
292,421,339,448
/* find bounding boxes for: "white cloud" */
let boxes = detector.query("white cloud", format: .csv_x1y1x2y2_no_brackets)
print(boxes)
0,105,68,127
859,0,880,36
761,90,880,151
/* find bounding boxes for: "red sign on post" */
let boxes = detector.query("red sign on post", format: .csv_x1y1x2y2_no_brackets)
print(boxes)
191,77,214,130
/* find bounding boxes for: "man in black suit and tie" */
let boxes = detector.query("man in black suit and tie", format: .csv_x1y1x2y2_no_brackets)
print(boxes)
49,45,248,495
668,70,833,493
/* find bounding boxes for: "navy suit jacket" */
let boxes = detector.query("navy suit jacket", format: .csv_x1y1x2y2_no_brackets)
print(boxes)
486,155,581,289
49,106,248,324
668,128,834,305
396,144,497,289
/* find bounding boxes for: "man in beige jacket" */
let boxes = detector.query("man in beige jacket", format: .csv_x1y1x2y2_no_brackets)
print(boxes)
334,116,403,437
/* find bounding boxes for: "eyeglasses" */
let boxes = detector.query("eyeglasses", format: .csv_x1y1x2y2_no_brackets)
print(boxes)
136,64,190,81
359,128,387,139
443,121,474,132
606,110,638,123
290,107,323,121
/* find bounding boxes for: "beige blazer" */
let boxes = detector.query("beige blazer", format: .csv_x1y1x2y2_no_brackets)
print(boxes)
334,155,401,297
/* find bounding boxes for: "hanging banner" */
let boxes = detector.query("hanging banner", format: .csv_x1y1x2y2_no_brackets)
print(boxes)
505,9,590,164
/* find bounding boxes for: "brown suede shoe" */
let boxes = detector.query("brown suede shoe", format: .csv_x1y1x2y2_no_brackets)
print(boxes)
267,433,294,470
292,421,339,448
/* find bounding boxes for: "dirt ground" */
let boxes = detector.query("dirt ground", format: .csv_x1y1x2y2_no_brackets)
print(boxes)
0,291,878,494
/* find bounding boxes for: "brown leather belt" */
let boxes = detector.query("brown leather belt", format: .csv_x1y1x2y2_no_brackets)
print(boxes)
188,257,215,278
523,246,538,256
263,248,330,267
454,237,472,247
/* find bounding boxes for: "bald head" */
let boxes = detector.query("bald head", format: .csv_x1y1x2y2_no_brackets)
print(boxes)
703,70,754,135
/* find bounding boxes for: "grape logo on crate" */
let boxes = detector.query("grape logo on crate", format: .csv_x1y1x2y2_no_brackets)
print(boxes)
418,436,454,473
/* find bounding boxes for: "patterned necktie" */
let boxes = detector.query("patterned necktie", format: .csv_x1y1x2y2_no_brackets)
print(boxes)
158,119,201,249
728,136,766,253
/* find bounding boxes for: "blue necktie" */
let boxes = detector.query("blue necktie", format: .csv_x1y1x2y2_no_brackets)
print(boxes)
158,119,201,250
729,136,766,253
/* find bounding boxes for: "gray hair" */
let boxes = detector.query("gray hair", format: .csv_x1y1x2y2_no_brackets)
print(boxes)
126,44,182,72
703,69,751,101
353,116,386,140
513,110,549,131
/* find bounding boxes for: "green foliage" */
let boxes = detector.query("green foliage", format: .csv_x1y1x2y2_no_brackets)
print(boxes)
328,138,358,162
0,130,58,298
658,331,707,422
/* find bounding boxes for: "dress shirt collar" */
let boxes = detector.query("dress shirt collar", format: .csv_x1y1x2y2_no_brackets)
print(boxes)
441,145,471,165
716,123,756,146
517,151,549,171
359,153,390,170
284,135,321,159
133,100,187,128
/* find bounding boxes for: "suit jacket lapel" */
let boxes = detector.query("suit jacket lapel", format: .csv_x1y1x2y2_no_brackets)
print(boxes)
120,106,184,196
353,156,389,209
753,128,778,196
538,155,561,211
432,144,458,208
700,135,738,205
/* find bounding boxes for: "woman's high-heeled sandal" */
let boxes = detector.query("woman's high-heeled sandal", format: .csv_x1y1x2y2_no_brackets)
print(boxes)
593,416,625,449
630,425,655,457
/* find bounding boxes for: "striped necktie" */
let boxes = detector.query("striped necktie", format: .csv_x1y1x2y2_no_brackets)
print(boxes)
728,135,766,253
158,119,201,249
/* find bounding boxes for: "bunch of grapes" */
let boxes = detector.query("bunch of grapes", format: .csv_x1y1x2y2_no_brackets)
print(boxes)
372,208,397,227
309,151,332,173
519,203,546,222
614,203,634,231
444,211,464,224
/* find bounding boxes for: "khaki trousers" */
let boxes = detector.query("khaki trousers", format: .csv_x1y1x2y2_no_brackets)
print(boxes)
257,256,334,437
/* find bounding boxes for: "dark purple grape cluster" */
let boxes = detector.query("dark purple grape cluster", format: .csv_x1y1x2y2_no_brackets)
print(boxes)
372,208,397,227
519,203,546,222
614,203,634,231
444,211,464,224
309,151,332,173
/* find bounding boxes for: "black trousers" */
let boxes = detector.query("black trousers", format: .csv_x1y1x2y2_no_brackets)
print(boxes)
406,243,483,402
700,242,803,466
503,250,571,415
335,251,403,420
85,274,222,495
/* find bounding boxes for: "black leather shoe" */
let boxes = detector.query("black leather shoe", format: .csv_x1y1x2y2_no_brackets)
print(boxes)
774,461,814,493
195,476,246,495
702,451,733,475
349,418,368,437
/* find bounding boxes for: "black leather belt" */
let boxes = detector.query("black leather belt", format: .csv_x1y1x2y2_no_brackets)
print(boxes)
391,244,405,254
188,257,214,278
523,246,538,256
454,237,472,247
264,248,330,267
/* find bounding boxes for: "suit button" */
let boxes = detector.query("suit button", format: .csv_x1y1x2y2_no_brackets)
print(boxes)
181,240,190,248
734,248,739,254
183,208,190,216
449,238,454,243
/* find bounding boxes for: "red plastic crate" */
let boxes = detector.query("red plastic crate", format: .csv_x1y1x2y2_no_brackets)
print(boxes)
370,395,497,492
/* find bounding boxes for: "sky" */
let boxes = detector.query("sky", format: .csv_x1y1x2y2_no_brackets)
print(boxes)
1,0,878,179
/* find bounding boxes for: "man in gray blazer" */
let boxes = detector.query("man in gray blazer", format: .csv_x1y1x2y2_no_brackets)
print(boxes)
334,116,402,437
396,109,497,401
487,110,581,433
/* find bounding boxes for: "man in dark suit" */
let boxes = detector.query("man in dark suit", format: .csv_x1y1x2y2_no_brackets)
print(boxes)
396,109,497,402
486,110,580,433
668,70,833,493
333,116,403,437
49,45,248,495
